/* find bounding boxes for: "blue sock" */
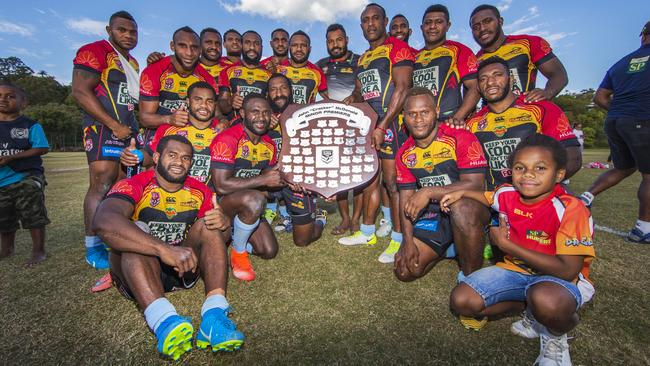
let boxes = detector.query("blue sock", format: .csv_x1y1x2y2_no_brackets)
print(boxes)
144,297,177,332
381,206,391,223
84,236,102,248
266,202,278,213
457,271,466,284
201,294,229,316
390,231,403,243
232,216,259,253
315,216,325,228
279,205,288,217
246,242,253,253
360,223,375,236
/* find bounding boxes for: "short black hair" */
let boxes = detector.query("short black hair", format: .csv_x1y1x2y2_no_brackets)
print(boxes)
364,3,386,19
470,4,501,20
290,30,310,45
242,92,268,110
508,134,567,170
223,29,241,39
242,30,262,41
156,135,194,157
478,56,509,76
326,23,347,37
271,28,289,38
109,10,135,25
200,27,221,40
0,82,27,100
173,26,199,42
423,4,450,23
268,73,292,88
403,86,436,107
187,81,216,100
391,14,409,25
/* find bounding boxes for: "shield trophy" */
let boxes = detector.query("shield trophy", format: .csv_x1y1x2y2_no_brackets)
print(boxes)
279,101,379,198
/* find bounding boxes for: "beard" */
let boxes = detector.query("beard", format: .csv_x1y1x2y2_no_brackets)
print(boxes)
273,49,288,57
189,108,214,122
483,85,510,103
270,95,290,114
226,49,241,57
156,162,188,184
328,45,348,59
174,53,198,71
290,51,310,65
242,51,261,65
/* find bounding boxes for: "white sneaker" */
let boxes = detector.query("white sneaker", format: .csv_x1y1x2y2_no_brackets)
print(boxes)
511,311,540,339
338,231,377,246
378,240,401,263
535,330,572,366
376,219,392,238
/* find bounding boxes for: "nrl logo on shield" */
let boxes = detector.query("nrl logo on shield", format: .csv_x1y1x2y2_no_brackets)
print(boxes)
321,149,334,164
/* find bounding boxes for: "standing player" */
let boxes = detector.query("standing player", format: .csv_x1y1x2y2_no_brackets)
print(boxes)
277,31,328,104
72,11,139,269
94,135,244,360
580,21,650,242
339,3,415,265
466,57,581,191
414,5,480,125
261,28,290,73
198,28,231,87
223,29,242,65
470,4,568,102
139,27,220,146
394,87,489,281
218,31,271,117
316,24,363,236
389,14,412,45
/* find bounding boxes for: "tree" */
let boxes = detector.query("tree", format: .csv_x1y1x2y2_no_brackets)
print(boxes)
554,89,608,148
0,56,34,81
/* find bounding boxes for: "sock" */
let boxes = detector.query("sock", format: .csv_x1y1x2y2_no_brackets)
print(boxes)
201,294,229,316
246,242,253,253
360,223,375,236
232,216,259,253
390,231,403,243
279,205,289,217
635,219,650,234
579,191,594,205
456,271,466,283
381,206,391,223
144,297,177,333
315,215,326,228
84,236,102,248
266,202,278,213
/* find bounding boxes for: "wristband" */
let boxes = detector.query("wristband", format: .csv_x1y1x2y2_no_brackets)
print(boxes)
131,149,144,163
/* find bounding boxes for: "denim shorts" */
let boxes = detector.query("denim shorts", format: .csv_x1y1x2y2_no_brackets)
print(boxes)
461,265,594,310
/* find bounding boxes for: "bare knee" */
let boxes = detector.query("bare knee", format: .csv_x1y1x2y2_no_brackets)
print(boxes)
256,241,278,259
393,266,424,282
527,282,577,326
450,198,488,230
241,191,266,218
450,283,485,316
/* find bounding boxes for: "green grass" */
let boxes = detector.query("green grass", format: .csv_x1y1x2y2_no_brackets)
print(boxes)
1,150,649,365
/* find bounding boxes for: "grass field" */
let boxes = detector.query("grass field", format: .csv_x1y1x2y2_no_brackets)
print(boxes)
1,150,649,365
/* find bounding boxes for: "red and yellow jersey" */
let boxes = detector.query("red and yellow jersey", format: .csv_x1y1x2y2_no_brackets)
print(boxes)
477,34,555,94
357,36,416,117
105,170,214,246
145,120,221,184
466,95,579,189
217,63,272,98
413,40,478,119
396,124,487,190
277,60,327,104
210,123,277,178
200,58,232,85
486,184,595,282
230,115,283,159
73,40,139,130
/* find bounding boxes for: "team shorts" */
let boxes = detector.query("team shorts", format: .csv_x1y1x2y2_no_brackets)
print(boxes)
378,119,409,160
412,204,453,257
281,187,317,225
0,175,50,232
605,117,650,173
461,265,595,309
83,124,139,163
112,260,199,301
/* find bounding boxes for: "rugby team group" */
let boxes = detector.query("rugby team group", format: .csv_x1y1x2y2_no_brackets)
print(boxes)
2,2,650,364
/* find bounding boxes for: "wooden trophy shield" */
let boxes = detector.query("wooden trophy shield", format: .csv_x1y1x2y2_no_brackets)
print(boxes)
278,101,379,198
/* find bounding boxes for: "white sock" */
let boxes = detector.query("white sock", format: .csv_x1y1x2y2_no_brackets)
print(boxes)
144,297,177,333
579,191,594,205
635,220,650,234
201,294,229,316
84,236,102,248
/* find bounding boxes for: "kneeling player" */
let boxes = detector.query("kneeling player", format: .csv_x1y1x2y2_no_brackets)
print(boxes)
394,87,490,282
443,135,595,365
94,135,244,360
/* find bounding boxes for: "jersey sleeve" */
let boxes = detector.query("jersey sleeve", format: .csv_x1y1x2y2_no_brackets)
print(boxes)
210,132,238,170
217,67,232,94
390,40,416,68
28,123,49,149
145,125,172,155
490,184,516,212
189,179,215,218
599,70,613,90
105,176,144,205
528,35,555,66
454,129,487,173
196,65,219,92
139,63,162,100
396,150,417,190
269,141,278,167
316,66,328,92
73,43,107,74
555,199,595,258
539,102,580,146
457,44,479,82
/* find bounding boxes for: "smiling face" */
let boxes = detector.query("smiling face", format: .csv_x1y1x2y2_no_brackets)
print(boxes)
421,11,450,47
200,31,222,62
241,97,271,136
511,146,565,203
360,5,388,43
389,16,411,42
268,76,291,113
154,140,193,184
171,31,200,71
188,87,216,123
403,93,438,140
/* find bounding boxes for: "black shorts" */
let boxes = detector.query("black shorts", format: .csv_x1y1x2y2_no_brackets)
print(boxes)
412,204,453,257
281,187,317,225
112,260,199,301
605,117,650,173
0,175,50,232
378,119,408,160
83,125,139,163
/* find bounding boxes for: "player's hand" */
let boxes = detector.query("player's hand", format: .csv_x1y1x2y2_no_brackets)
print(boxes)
215,118,230,133
262,167,285,189
445,115,469,130
158,244,198,277
371,128,385,150
265,59,278,73
147,51,165,65
204,194,230,231
0,156,13,167
111,123,132,140
170,104,189,127
342,95,355,105
269,114,280,130
523,88,548,103
404,190,433,220
440,190,465,213
232,87,244,110
120,138,140,167
395,240,419,277
490,214,513,252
